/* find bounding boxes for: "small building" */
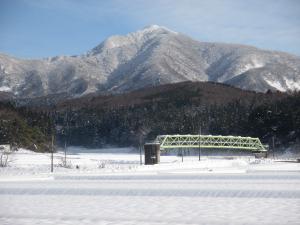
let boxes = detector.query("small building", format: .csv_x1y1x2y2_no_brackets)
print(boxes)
144,143,160,165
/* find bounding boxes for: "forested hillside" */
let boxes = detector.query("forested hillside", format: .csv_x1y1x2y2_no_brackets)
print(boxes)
2,81,299,152
0,100,53,152
49,82,299,151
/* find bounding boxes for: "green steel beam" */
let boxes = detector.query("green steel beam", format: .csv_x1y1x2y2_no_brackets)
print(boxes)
154,135,267,152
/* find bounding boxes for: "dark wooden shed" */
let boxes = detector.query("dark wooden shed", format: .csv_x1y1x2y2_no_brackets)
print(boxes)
144,143,160,165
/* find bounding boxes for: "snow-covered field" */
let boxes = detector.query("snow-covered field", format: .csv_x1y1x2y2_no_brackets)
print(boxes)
0,147,300,225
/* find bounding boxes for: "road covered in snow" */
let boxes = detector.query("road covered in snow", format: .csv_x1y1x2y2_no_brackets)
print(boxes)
0,148,300,225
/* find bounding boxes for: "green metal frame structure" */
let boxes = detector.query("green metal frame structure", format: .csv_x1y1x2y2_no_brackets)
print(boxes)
155,135,267,152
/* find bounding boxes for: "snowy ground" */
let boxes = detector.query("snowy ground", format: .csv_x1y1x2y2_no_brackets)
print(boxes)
0,147,300,225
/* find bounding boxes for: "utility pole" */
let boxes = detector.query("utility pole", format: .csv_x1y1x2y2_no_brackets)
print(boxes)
139,144,143,165
64,138,67,166
64,111,68,167
272,136,275,159
51,134,54,173
199,125,201,161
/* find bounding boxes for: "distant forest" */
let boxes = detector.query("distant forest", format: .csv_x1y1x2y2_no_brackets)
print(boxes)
1,82,300,152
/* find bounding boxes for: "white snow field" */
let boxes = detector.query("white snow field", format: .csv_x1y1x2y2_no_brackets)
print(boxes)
0,148,300,225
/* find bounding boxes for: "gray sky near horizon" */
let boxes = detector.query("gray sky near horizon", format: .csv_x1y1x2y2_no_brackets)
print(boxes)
0,0,299,58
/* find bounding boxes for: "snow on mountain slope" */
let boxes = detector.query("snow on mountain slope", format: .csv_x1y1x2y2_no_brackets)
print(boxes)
0,25,300,98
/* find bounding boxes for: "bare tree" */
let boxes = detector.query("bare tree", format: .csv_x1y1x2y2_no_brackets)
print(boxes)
0,144,15,167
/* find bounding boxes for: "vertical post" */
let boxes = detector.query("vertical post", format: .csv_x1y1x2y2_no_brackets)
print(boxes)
51,134,54,173
272,136,275,159
139,145,142,165
181,149,184,162
199,126,201,161
64,111,68,167
64,139,67,166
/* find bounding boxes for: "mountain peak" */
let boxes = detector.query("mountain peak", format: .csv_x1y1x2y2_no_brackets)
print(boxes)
140,24,177,34
143,24,162,30
88,25,177,55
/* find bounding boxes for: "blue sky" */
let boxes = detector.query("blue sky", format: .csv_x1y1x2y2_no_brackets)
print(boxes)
0,0,299,58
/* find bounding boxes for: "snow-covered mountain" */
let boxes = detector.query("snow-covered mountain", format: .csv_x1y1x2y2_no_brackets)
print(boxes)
0,25,300,98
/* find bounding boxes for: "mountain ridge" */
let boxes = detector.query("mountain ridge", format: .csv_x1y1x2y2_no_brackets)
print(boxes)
0,25,300,98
